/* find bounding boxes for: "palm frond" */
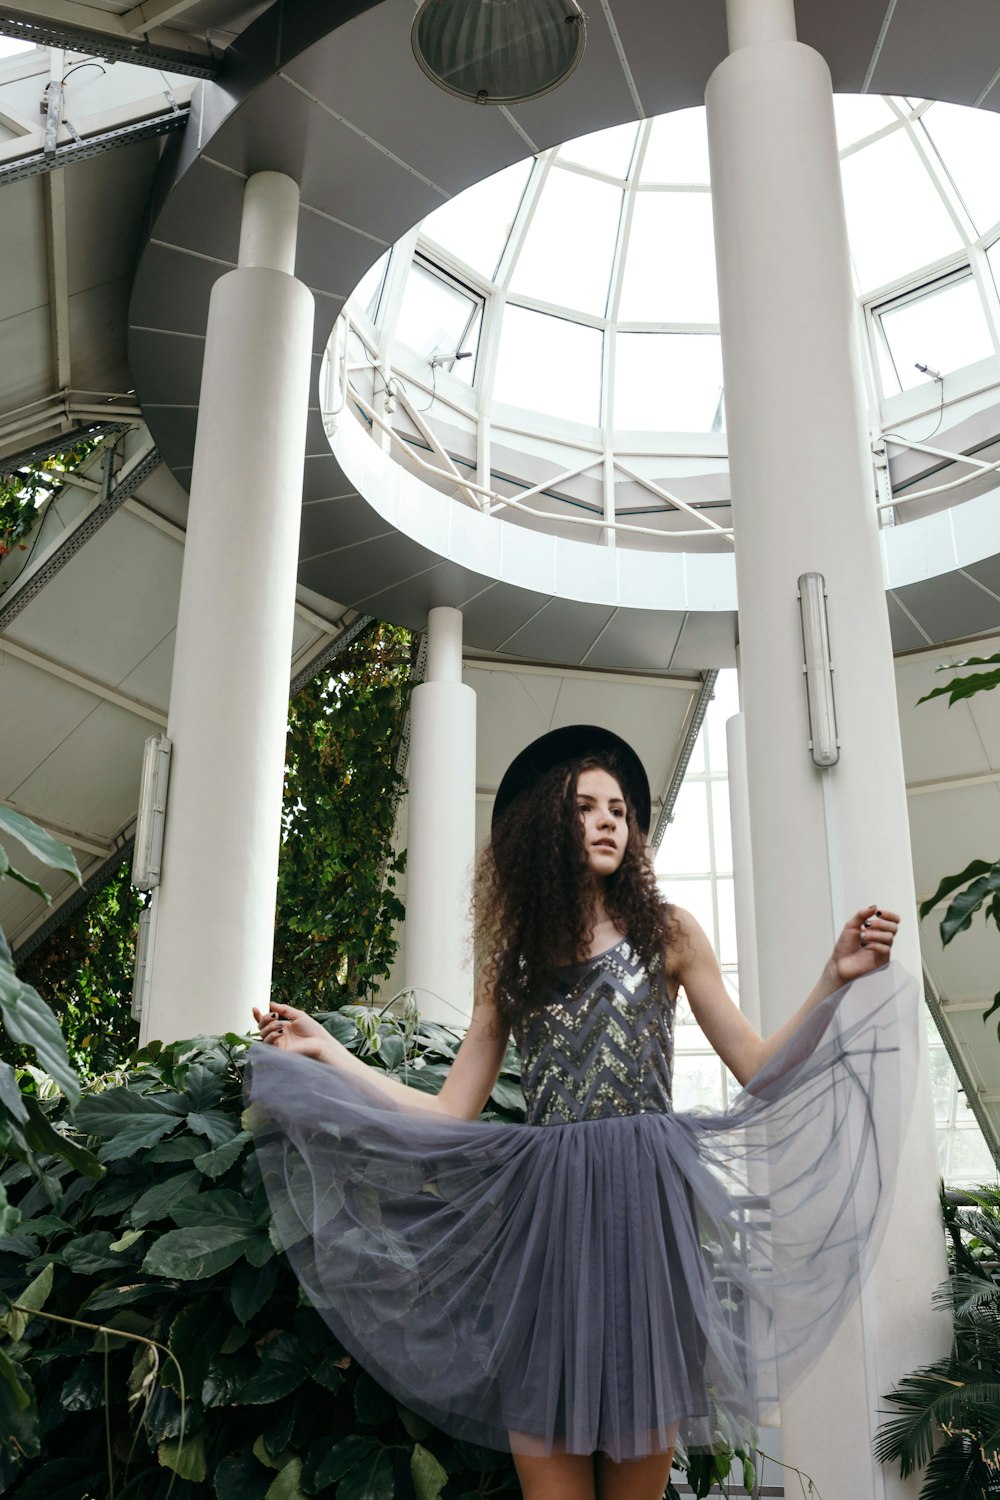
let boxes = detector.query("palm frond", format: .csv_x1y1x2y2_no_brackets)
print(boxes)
919,1436,997,1500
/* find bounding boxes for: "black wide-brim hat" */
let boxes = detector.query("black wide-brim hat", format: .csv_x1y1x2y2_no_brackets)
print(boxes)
492,725,652,837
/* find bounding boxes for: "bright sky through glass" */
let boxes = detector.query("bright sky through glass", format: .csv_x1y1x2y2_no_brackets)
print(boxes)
509,168,623,316
361,93,1000,440
878,276,994,393
493,305,603,424
840,127,962,290
421,158,532,279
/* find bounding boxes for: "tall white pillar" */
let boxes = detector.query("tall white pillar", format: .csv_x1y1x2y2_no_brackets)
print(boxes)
141,171,314,1044
706,15,946,1498
404,607,476,1024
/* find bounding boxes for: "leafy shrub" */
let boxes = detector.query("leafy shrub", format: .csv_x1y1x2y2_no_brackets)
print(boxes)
0,1001,533,1498
875,1188,1000,1498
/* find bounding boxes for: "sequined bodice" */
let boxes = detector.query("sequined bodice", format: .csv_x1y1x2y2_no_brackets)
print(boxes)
513,939,676,1126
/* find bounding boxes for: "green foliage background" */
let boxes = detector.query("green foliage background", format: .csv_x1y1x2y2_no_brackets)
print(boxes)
272,623,414,1012
2,620,415,1079
0,1011,529,1499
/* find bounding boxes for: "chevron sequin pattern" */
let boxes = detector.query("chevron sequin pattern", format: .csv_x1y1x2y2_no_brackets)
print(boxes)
514,939,676,1126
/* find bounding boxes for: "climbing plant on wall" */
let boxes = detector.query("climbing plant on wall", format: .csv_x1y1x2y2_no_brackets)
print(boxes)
272,621,415,1012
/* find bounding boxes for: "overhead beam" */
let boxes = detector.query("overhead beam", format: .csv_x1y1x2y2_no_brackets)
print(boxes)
0,796,115,858
119,0,205,39
0,105,188,185
42,167,71,392
907,766,1000,796
0,5,218,74
0,636,168,725
0,440,160,634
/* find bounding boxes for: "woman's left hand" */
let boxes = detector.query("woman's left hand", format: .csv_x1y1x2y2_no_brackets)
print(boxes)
832,905,900,982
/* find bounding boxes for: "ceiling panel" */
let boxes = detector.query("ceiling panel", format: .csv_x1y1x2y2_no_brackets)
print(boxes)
281,0,525,197
868,0,1000,104
11,508,183,687
0,178,47,323
13,699,151,833
0,655,99,795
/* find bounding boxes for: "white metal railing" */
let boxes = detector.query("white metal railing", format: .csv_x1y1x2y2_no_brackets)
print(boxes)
326,312,1000,535
877,431,1000,510
325,314,735,546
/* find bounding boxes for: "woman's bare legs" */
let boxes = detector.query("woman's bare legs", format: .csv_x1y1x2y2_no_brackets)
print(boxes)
594,1439,677,1500
511,1451,596,1500
510,1436,677,1500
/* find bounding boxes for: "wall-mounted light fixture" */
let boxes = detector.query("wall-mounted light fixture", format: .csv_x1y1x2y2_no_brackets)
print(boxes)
132,733,171,890
412,0,586,106
798,572,839,767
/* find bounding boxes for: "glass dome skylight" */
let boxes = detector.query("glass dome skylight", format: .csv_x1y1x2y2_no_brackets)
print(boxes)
330,95,1000,554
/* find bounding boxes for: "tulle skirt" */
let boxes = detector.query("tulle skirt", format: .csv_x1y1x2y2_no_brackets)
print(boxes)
245,963,918,1462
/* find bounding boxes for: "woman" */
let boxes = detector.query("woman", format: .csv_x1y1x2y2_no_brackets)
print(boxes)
249,725,911,1500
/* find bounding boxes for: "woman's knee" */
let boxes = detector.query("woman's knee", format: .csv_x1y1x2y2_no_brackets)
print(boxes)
511,1448,596,1500
594,1443,677,1500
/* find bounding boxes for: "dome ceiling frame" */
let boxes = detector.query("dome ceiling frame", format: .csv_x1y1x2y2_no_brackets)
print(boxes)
126,0,1000,667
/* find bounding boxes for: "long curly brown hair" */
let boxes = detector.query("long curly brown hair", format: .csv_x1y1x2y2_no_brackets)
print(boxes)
474,753,676,1032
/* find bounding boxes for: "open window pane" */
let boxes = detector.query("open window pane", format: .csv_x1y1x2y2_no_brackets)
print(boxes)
493,305,603,424
395,261,483,367
420,158,533,279
878,276,993,392
613,332,723,431
640,108,711,184
618,192,718,322
510,169,623,317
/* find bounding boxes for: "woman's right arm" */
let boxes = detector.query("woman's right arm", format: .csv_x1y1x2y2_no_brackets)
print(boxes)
252,981,511,1122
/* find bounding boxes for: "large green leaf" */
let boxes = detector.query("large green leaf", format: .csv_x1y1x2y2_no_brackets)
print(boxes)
264,1457,306,1500
22,1097,102,1179
1,1261,53,1342
229,1259,279,1324
941,866,1000,945
179,1063,224,1112
0,966,81,1105
187,1109,239,1147
238,1332,312,1404
0,805,80,882
170,1188,256,1233
411,1442,449,1500
0,1060,27,1124
303,1434,377,1492
918,859,995,920
195,1130,251,1180
74,1087,181,1159
159,1430,207,1482
338,1448,394,1500
142,1224,256,1280
130,1168,203,1228
213,1448,272,1500
918,653,1000,708
62,1229,136,1275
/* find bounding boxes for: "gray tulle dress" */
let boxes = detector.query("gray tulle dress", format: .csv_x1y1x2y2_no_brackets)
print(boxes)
246,941,917,1463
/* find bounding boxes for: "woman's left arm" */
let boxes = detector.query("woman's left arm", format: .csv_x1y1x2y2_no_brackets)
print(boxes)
671,904,900,1086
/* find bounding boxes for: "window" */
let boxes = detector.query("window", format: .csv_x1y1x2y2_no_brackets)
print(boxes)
395,259,484,384
873,272,994,395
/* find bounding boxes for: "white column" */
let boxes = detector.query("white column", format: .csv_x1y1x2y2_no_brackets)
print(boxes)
141,171,314,1045
404,607,477,1024
706,17,946,1499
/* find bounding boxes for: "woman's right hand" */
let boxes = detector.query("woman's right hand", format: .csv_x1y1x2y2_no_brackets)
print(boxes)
252,1002,340,1064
